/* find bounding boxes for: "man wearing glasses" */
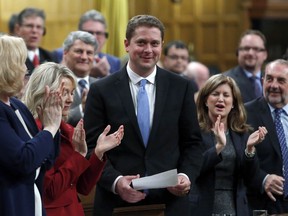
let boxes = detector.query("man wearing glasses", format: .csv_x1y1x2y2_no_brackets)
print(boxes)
224,29,268,103
15,7,57,74
53,10,121,78
162,40,198,93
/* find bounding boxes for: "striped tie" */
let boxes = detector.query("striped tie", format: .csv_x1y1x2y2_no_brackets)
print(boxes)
275,108,288,197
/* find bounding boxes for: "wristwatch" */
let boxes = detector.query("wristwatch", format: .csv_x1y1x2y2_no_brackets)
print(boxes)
245,147,256,158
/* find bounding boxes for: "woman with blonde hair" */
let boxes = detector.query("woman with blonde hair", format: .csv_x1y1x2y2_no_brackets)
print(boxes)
22,62,124,216
0,35,62,216
190,74,267,216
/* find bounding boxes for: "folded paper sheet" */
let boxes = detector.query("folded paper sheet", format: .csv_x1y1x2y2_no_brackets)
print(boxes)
131,169,178,190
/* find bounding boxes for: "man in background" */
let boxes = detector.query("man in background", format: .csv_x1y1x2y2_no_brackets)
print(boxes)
162,40,198,93
16,7,57,73
245,59,288,215
224,29,268,103
184,61,210,101
62,31,98,127
54,9,121,78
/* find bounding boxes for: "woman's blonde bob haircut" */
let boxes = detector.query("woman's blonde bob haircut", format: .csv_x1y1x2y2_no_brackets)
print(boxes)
196,74,251,133
22,62,77,118
0,35,27,96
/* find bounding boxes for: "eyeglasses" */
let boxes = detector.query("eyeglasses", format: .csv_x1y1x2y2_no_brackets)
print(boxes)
238,46,266,53
85,30,109,38
166,55,189,61
21,23,45,32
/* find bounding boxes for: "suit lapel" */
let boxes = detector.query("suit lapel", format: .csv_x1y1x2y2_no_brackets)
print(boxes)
114,70,143,143
148,68,169,146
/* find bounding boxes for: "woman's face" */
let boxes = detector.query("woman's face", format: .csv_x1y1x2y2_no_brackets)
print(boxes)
61,77,74,117
206,83,234,122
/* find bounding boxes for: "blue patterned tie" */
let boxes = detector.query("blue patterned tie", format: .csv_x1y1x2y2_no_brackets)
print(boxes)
78,79,87,95
250,76,262,98
275,108,288,197
137,79,150,147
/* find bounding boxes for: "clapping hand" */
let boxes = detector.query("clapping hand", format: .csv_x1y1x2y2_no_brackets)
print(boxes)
72,119,87,157
94,125,124,160
247,126,267,148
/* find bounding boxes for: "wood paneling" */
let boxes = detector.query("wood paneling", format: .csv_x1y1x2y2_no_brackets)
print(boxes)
129,0,250,72
0,0,253,71
0,0,96,51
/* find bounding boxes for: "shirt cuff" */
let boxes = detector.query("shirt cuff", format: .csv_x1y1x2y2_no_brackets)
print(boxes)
111,175,123,194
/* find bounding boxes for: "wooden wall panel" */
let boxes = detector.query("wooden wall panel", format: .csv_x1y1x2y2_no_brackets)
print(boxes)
0,0,252,74
0,0,96,51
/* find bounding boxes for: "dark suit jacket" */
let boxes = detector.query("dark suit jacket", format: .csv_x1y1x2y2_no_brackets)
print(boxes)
84,66,203,216
245,97,288,215
38,120,105,216
224,66,262,103
67,76,98,127
189,130,258,216
26,47,58,74
0,97,59,216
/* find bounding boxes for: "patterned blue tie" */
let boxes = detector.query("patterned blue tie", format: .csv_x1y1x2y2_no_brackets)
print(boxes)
137,79,150,147
250,76,262,98
274,108,288,197
78,79,87,95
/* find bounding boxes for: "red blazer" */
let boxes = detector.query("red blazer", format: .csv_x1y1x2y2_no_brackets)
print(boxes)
36,120,105,216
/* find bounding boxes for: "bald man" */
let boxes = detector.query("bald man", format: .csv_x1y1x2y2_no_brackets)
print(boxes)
184,61,210,101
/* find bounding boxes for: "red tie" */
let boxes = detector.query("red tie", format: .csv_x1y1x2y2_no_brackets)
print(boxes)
33,54,39,67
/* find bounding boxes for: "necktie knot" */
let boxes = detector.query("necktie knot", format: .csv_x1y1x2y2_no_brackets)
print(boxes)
78,79,87,94
139,79,147,87
250,76,262,98
33,54,39,67
275,108,283,116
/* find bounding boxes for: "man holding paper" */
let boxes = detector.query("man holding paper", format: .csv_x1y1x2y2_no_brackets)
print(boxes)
84,14,203,216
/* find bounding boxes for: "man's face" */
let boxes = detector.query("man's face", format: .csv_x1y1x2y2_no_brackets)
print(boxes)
81,20,107,53
264,63,288,108
124,26,163,77
237,34,267,72
16,16,45,50
163,46,189,74
63,39,95,77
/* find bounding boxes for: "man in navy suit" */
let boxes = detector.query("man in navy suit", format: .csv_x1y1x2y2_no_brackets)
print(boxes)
84,15,203,216
16,7,58,73
62,31,98,127
245,59,288,215
53,10,121,78
224,30,268,103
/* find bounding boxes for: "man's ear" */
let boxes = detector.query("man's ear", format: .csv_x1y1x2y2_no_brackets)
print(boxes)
14,23,21,36
43,27,46,36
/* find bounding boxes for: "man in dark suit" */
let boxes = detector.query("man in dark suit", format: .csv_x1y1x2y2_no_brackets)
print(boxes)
15,7,57,73
224,30,268,103
53,10,121,78
62,31,98,127
84,15,203,216
245,59,288,215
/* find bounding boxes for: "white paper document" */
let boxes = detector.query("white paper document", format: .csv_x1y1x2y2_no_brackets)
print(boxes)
131,169,178,190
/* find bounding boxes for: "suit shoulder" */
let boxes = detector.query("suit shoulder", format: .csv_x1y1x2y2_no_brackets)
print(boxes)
223,66,238,77
99,52,120,62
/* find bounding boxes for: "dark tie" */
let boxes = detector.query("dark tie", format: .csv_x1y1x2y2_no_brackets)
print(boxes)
250,76,262,98
274,108,288,197
78,79,87,95
137,79,150,147
33,54,39,67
